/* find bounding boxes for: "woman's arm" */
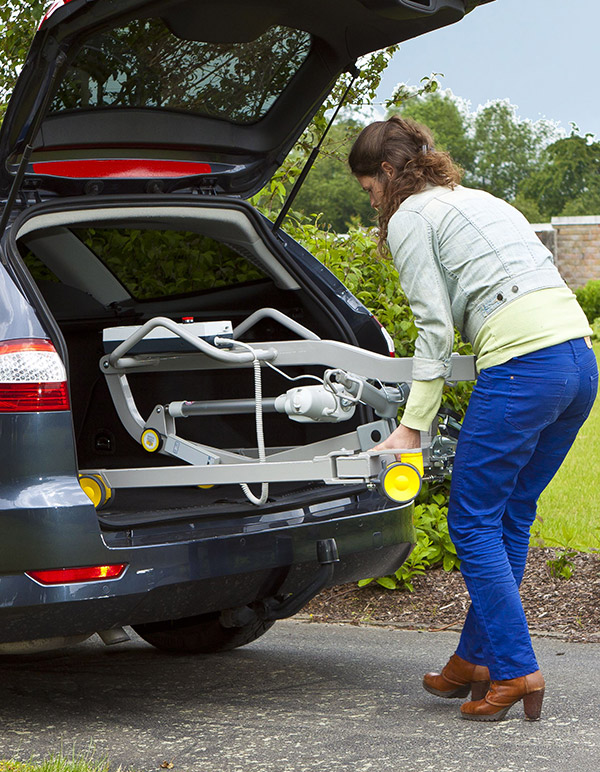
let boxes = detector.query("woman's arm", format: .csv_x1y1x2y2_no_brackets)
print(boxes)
388,208,455,380
386,208,455,432
401,377,445,431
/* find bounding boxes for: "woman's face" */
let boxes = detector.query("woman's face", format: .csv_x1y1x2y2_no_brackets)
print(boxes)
356,163,394,209
356,174,386,209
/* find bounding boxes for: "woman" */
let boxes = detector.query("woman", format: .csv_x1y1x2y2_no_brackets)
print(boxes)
349,116,598,722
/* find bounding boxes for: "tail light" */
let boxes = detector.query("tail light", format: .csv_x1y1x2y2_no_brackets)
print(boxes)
0,339,69,412
26,564,127,585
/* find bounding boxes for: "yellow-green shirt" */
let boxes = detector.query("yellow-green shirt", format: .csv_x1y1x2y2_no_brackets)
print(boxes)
401,287,592,431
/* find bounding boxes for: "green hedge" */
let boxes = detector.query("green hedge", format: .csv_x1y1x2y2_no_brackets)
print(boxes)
575,279,600,325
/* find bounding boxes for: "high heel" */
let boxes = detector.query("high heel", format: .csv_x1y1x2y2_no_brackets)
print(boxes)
522,686,545,720
423,653,490,700
460,670,545,721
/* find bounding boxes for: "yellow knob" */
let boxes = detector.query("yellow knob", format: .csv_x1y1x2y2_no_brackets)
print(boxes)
78,474,112,509
379,462,422,504
141,429,162,452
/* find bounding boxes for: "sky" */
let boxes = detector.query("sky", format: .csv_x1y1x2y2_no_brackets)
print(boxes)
375,0,600,138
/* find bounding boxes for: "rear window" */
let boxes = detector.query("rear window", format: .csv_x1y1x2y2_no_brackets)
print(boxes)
50,19,312,124
73,228,267,300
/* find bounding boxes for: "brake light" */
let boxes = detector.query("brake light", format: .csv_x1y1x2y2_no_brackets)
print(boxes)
32,159,213,179
26,564,127,585
0,339,69,412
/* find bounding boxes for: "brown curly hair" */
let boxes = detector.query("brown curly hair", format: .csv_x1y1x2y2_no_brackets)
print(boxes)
348,116,463,254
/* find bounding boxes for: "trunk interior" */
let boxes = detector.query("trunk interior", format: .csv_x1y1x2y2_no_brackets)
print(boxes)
14,200,370,532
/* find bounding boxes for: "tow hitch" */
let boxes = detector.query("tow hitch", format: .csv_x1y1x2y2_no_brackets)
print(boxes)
219,538,340,625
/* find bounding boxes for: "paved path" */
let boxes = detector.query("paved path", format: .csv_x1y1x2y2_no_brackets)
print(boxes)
0,621,598,772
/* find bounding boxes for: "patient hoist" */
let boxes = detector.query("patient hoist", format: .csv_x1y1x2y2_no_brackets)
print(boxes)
78,308,475,510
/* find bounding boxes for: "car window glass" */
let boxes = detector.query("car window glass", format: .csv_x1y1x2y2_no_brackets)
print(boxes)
20,249,60,283
72,228,267,300
50,19,312,124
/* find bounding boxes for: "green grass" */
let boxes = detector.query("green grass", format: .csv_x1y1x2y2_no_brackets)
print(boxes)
0,754,119,772
532,343,600,551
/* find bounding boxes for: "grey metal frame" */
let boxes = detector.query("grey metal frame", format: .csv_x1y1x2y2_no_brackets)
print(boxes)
84,314,476,496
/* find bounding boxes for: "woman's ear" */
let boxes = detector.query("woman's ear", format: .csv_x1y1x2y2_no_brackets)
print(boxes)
381,161,394,179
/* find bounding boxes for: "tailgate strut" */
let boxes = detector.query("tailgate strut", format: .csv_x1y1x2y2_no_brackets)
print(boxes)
272,66,359,232
0,52,67,239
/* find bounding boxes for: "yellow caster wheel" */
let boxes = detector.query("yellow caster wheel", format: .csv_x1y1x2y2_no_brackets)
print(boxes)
141,428,162,453
79,474,112,510
378,461,422,504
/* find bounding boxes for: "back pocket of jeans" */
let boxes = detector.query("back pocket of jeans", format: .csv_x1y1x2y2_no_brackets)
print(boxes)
505,373,567,432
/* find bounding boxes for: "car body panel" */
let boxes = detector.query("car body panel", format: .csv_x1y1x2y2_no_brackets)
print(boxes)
0,261,47,340
1,503,413,642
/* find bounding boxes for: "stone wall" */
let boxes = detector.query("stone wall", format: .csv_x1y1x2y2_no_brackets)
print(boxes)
533,216,600,289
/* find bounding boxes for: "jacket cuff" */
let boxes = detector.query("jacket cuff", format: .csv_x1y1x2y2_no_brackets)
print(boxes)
411,356,452,381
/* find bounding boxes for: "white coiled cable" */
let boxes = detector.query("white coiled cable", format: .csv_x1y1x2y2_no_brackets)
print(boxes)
231,342,269,506
215,341,328,506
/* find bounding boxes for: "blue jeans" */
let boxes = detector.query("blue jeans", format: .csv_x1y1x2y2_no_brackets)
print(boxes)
448,338,598,680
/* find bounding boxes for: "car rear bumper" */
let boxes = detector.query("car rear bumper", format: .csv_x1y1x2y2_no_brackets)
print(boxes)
0,502,415,643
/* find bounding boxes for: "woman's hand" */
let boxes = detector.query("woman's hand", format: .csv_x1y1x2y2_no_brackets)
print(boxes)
373,424,421,459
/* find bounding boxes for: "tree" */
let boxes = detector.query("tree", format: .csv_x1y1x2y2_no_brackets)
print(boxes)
561,181,600,217
291,119,374,232
268,74,444,231
0,0,47,123
517,133,600,219
509,192,544,224
471,99,555,200
251,46,414,227
387,91,565,215
395,91,475,172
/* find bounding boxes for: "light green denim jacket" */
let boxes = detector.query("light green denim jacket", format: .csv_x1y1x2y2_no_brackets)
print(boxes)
387,185,565,381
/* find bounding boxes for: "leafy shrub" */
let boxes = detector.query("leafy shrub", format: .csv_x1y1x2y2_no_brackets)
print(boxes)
546,548,578,580
575,279,600,324
24,227,266,300
285,216,418,356
78,228,264,299
413,494,461,572
359,532,438,592
357,493,460,591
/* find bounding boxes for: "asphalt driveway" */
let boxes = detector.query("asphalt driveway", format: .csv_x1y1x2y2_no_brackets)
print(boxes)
0,621,598,772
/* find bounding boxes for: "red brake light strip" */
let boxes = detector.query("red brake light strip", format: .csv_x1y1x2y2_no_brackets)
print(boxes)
32,159,212,179
26,564,127,585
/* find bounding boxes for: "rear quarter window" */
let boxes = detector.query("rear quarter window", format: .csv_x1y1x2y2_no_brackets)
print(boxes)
73,228,267,300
